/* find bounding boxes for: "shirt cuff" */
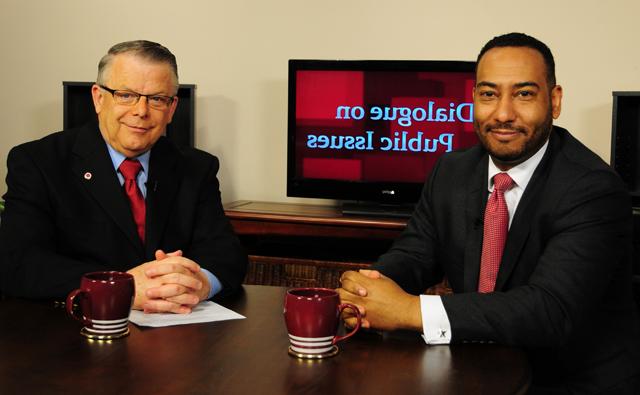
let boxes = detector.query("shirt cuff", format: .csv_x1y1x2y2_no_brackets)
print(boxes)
201,269,223,299
419,295,452,345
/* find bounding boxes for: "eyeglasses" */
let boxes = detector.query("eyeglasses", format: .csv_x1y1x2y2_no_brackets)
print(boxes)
98,85,175,110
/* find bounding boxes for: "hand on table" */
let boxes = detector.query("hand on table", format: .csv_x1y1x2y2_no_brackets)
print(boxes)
127,250,211,314
337,269,422,332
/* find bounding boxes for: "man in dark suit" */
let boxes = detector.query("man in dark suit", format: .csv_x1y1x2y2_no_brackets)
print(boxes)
0,40,247,314
338,33,640,393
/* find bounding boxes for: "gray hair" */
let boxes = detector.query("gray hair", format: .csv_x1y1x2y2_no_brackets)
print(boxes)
96,40,179,93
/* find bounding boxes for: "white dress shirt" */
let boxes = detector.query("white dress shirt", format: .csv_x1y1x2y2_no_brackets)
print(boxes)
420,139,549,344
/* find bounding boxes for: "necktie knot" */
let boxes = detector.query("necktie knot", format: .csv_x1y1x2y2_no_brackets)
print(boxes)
493,173,514,192
119,159,142,180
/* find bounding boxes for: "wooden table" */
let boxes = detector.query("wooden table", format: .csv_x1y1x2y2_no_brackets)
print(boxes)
0,285,531,394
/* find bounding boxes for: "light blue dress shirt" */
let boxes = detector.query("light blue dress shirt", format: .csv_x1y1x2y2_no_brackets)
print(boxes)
106,143,221,298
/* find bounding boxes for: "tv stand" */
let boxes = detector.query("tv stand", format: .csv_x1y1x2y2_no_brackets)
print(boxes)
223,200,407,288
341,201,415,218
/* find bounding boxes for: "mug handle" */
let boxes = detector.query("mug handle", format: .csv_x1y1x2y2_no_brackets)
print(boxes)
333,302,362,344
66,289,90,326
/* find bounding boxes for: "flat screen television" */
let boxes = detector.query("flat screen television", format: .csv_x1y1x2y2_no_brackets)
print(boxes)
287,59,478,216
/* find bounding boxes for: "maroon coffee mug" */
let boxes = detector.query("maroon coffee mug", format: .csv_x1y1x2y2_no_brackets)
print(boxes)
66,271,135,339
284,288,361,358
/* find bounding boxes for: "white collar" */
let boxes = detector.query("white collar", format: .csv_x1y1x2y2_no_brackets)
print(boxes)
487,139,549,192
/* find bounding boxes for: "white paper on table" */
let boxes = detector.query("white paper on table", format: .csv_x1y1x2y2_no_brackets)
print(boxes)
128,301,245,327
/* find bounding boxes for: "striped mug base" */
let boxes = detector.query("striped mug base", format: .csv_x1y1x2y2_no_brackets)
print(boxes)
288,345,339,359
80,327,129,340
80,317,130,340
287,334,339,359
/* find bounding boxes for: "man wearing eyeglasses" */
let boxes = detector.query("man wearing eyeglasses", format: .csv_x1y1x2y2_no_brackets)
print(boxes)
0,40,248,314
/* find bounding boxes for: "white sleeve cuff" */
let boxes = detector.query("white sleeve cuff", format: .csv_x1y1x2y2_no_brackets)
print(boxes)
419,294,452,345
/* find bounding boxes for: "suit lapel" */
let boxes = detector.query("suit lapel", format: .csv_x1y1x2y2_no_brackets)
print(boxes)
494,206,534,291
463,154,488,292
494,133,557,291
144,138,181,258
71,124,144,255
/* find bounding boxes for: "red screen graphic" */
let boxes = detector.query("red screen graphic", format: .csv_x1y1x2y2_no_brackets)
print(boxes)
294,70,476,183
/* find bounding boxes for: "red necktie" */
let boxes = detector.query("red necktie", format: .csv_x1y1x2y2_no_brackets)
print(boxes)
119,159,146,243
478,173,515,293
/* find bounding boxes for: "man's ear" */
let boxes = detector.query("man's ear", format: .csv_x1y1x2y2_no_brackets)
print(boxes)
91,84,104,114
551,85,563,119
166,96,179,124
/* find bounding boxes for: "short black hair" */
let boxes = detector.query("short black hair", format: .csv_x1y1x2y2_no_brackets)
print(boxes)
476,32,556,87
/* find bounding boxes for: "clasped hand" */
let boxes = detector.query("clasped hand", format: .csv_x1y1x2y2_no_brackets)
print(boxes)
337,269,422,332
127,250,211,314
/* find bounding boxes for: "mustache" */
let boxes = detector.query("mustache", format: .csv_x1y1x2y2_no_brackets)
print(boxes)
484,122,527,134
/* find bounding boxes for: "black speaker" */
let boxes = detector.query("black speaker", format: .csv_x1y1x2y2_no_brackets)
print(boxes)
633,210,640,290
611,92,640,208
62,81,196,149
612,93,640,309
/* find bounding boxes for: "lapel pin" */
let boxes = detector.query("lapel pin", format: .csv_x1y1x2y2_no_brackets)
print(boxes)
84,172,92,180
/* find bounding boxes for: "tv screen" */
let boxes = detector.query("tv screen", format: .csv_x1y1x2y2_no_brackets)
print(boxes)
287,59,478,215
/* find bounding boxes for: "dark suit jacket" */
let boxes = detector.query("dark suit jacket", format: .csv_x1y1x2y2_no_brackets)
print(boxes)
0,124,247,299
374,126,640,393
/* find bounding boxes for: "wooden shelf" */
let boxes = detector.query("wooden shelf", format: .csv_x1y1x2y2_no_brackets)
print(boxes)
224,200,407,288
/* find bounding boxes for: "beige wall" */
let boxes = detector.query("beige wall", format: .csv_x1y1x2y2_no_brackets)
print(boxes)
1,0,639,204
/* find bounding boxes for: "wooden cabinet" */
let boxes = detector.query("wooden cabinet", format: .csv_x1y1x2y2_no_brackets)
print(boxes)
224,201,407,288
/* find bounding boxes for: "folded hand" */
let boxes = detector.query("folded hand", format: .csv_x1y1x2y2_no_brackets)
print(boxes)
127,250,211,314
337,269,422,332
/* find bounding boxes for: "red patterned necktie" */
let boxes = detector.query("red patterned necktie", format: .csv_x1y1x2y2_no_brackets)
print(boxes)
119,159,146,243
478,172,515,293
